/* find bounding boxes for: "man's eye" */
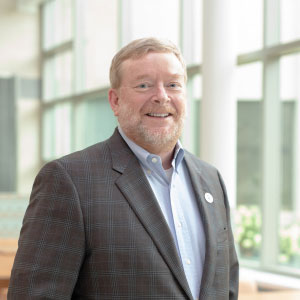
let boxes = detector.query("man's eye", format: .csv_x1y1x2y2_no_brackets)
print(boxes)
168,82,181,88
136,83,149,89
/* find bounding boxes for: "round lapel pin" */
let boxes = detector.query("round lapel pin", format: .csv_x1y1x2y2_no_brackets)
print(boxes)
205,192,214,203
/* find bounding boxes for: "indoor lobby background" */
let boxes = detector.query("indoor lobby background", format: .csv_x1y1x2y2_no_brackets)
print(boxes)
1,0,300,297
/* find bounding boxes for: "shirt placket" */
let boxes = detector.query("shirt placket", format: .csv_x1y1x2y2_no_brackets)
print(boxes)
169,172,194,275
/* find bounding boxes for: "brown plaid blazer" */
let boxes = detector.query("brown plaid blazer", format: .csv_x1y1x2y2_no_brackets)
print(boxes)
8,129,239,299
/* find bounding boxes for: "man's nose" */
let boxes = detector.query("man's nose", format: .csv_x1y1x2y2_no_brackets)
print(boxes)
152,84,169,104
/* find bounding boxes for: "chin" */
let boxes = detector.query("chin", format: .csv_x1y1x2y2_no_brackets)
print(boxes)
138,125,182,147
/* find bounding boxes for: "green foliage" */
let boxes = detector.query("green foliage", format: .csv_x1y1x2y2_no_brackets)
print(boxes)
235,205,300,266
278,222,300,265
235,205,261,258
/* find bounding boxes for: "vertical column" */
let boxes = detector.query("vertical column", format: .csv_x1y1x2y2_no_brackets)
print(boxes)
181,0,196,65
201,0,237,206
294,56,300,218
261,59,280,266
181,0,202,156
73,0,85,154
261,0,281,267
182,77,198,155
74,0,85,93
39,3,44,168
0,77,17,192
16,78,41,194
119,0,133,46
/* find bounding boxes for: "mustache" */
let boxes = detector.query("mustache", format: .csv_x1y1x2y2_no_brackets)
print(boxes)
142,104,177,115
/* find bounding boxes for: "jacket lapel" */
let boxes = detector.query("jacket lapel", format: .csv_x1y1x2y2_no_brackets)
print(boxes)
184,153,218,296
108,130,193,300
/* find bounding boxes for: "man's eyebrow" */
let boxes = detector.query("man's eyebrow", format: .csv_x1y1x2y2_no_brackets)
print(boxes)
133,73,185,81
169,74,185,80
132,75,151,81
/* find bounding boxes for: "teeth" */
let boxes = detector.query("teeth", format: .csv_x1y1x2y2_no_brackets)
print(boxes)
147,113,169,117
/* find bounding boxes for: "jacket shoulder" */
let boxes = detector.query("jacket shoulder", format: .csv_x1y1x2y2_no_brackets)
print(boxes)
60,140,109,164
36,138,113,181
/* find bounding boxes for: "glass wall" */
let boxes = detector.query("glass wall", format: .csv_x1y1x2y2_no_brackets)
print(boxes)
40,0,118,163
278,53,300,269
234,0,300,277
236,0,263,53
236,62,263,261
42,0,73,51
280,0,300,43
43,51,73,101
125,0,180,44
80,0,118,91
74,95,117,151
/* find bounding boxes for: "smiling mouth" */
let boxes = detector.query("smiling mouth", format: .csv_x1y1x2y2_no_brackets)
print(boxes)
146,113,172,118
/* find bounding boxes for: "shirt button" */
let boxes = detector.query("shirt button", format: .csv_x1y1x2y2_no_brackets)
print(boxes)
151,157,158,163
186,258,191,265
147,170,151,175
177,222,182,228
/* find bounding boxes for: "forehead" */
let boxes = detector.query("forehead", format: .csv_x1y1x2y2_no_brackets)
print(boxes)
120,52,185,80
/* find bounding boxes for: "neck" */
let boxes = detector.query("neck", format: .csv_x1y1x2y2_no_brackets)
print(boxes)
160,150,175,169
143,143,176,170
118,127,177,169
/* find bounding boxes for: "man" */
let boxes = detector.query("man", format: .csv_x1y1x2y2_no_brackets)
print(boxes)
8,38,239,299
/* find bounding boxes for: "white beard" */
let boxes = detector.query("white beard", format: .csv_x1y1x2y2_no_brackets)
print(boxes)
118,103,185,149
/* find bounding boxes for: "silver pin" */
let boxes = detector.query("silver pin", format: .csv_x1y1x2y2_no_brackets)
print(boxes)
205,192,213,203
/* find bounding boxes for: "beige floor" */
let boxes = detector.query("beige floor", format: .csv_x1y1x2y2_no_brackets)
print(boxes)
0,239,17,300
239,290,300,300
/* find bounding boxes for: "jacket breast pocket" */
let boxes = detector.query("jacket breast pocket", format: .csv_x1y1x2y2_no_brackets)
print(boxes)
216,227,229,266
217,227,228,243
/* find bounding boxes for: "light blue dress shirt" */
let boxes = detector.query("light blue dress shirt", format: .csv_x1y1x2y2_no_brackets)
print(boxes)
118,127,206,300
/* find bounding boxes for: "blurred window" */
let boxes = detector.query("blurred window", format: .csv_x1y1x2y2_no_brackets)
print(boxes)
122,0,180,46
40,0,118,163
236,0,263,54
236,62,263,262
182,0,203,65
74,96,117,151
42,0,72,50
278,54,300,268
237,62,263,100
183,74,202,156
280,0,300,43
80,0,118,91
42,102,72,161
43,51,73,101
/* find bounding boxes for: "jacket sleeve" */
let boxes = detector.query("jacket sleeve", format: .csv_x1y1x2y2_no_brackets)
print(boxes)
218,171,239,300
8,160,85,300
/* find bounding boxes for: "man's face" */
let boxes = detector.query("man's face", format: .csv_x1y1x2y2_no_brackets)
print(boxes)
109,52,186,152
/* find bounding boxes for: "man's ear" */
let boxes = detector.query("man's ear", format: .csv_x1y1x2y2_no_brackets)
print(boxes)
108,88,120,116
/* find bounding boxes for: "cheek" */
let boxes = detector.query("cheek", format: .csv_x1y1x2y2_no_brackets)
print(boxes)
134,97,150,113
174,97,186,115
119,100,141,117
120,91,145,109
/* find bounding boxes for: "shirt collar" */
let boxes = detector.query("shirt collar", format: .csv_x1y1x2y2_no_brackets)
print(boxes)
118,126,185,172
